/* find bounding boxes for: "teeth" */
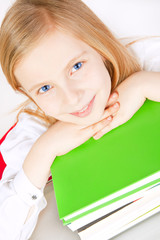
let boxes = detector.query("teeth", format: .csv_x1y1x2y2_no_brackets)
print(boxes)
78,105,88,113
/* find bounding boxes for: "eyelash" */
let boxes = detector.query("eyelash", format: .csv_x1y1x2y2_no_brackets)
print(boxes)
38,61,84,94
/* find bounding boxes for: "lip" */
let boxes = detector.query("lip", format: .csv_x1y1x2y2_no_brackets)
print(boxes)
70,96,95,118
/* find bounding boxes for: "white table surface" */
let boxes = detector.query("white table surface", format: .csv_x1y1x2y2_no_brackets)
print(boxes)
30,182,160,240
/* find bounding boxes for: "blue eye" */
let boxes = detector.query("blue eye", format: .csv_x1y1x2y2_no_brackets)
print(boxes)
39,85,52,94
71,62,83,74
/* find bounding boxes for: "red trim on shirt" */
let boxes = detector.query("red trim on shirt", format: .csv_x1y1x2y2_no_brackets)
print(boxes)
47,175,53,184
0,122,52,183
0,123,17,179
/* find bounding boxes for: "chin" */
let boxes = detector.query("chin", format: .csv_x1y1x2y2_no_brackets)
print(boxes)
56,91,109,126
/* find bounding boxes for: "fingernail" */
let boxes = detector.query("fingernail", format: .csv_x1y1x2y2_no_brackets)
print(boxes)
113,102,119,108
112,92,118,98
94,134,101,140
107,116,112,121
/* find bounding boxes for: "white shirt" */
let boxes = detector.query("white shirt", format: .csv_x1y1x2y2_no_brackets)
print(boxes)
0,37,160,240
0,113,48,240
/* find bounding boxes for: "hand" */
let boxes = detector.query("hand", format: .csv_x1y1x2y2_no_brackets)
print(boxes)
93,72,146,139
23,92,119,188
46,92,120,156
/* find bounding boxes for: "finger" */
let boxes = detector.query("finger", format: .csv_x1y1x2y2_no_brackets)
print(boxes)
91,115,113,133
83,115,113,136
100,101,120,120
93,118,123,140
93,124,114,140
106,91,119,107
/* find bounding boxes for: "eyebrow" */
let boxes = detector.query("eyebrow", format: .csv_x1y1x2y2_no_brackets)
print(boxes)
28,51,87,93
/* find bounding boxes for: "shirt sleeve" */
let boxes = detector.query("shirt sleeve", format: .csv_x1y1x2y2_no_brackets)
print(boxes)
127,37,160,72
0,113,48,240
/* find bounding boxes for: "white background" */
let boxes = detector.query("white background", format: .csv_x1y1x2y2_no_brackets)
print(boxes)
0,0,160,137
0,1,160,239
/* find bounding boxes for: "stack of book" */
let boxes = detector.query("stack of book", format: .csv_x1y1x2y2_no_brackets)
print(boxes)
50,100,160,240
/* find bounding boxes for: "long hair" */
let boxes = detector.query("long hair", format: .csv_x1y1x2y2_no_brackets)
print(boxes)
0,0,141,124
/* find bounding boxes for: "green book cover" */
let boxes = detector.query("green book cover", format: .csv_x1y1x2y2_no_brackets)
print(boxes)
50,100,160,224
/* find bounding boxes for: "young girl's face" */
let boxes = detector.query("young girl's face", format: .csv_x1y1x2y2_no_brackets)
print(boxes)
14,29,111,126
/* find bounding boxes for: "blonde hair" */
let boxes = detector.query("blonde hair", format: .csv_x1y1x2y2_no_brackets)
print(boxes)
0,0,141,125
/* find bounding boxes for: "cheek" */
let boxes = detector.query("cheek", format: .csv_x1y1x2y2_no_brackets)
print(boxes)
90,65,111,90
33,96,61,117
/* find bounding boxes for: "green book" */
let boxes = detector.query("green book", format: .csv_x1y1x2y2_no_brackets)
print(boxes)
50,100,160,228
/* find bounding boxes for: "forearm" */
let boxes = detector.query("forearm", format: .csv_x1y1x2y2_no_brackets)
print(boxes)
23,130,57,189
94,70,160,138
136,71,160,102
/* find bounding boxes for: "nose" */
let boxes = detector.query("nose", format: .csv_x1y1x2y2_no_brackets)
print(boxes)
62,84,83,106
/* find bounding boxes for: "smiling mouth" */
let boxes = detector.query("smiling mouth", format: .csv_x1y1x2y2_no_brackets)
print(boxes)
70,96,95,118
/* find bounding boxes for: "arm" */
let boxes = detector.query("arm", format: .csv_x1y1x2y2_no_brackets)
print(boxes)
0,98,119,239
138,71,160,102
0,117,47,240
23,98,119,189
93,71,160,139
0,169,46,239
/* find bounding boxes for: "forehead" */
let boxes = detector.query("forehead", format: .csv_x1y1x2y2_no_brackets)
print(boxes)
14,29,92,87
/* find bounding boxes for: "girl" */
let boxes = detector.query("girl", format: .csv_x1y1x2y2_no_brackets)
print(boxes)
0,0,160,239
